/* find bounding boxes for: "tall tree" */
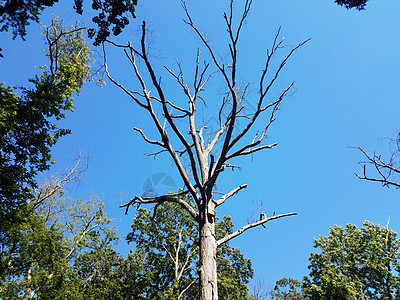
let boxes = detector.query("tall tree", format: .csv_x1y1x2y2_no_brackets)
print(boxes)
0,19,91,214
302,221,400,299
105,0,308,298
0,157,120,299
122,199,254,299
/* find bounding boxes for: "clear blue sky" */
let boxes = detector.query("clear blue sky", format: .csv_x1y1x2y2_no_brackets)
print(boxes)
2,0,400,291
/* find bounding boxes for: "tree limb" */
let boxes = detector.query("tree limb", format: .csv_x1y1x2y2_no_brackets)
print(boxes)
134,127,165,147
216,212,297,247
121,190,199,221
214,184,248,207
353,145,400,189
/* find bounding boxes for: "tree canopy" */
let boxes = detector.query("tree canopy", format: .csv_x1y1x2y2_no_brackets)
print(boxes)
303,221,400,299
1,176,257,299
0,19,92,214
0,0,137,45
0,160,120,299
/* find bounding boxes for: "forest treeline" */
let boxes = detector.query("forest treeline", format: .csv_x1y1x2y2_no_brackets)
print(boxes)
2,169,400,298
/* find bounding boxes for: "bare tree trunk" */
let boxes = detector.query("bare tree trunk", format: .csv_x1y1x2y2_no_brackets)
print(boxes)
199,212,218,300
106,1,307,299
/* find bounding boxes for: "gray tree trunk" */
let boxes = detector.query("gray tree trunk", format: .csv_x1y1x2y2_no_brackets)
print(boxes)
199,213,218,300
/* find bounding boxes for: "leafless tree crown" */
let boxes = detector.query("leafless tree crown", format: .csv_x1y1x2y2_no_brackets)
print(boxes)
105,0,308,244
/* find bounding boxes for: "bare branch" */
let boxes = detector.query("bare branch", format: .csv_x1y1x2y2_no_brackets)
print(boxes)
134,127,165,147
107,36,200,203
179,278,197,299
215,184,248,207
120,190,199,221
138,21,203,193
354,167,400,188
358,146,400,175
353,145,400,189
182,1,232,89
165,64,192,101
143,149,173,159
226,143,277,160
227,57,300,155
216,212,297,247
105,63,148,109
105,39,131,49
164,99,190,114
33,153,87,209
261,38,311,101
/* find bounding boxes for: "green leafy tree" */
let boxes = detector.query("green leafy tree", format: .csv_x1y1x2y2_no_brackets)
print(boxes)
0,201,67,299
303,221,400,299
122,198,254,299
0,0,137,46
0,19,91,214
0,160,120,299
63,246,124,300
270,278,304,300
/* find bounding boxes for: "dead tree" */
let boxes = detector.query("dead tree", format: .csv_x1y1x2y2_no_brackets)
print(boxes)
105,1,309,299
354,133,400,189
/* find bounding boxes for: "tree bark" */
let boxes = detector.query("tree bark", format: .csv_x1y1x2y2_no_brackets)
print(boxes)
199,215,218,300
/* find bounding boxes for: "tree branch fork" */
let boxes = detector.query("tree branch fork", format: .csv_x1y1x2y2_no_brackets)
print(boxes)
353,142,400,189
109,0,306,248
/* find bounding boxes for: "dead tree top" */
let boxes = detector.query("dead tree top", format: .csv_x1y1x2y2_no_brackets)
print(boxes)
106,0,308,245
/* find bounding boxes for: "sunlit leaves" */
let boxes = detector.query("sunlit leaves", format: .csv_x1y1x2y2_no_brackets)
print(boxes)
0,174,120,299
0,19,92,213
303,221,400,299
270,278,304,300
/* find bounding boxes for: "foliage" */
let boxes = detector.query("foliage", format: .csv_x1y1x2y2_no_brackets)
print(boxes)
270,278,304,299
0,202,67,299
0,0,137,45
124,198,254,299
0,0,57,39
0,19,91,214
334,0,368,10
42,18,93,97
303,221,400,299
88,0,137,46
1,186,255,299
0,169,120,299
60,246,124,300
